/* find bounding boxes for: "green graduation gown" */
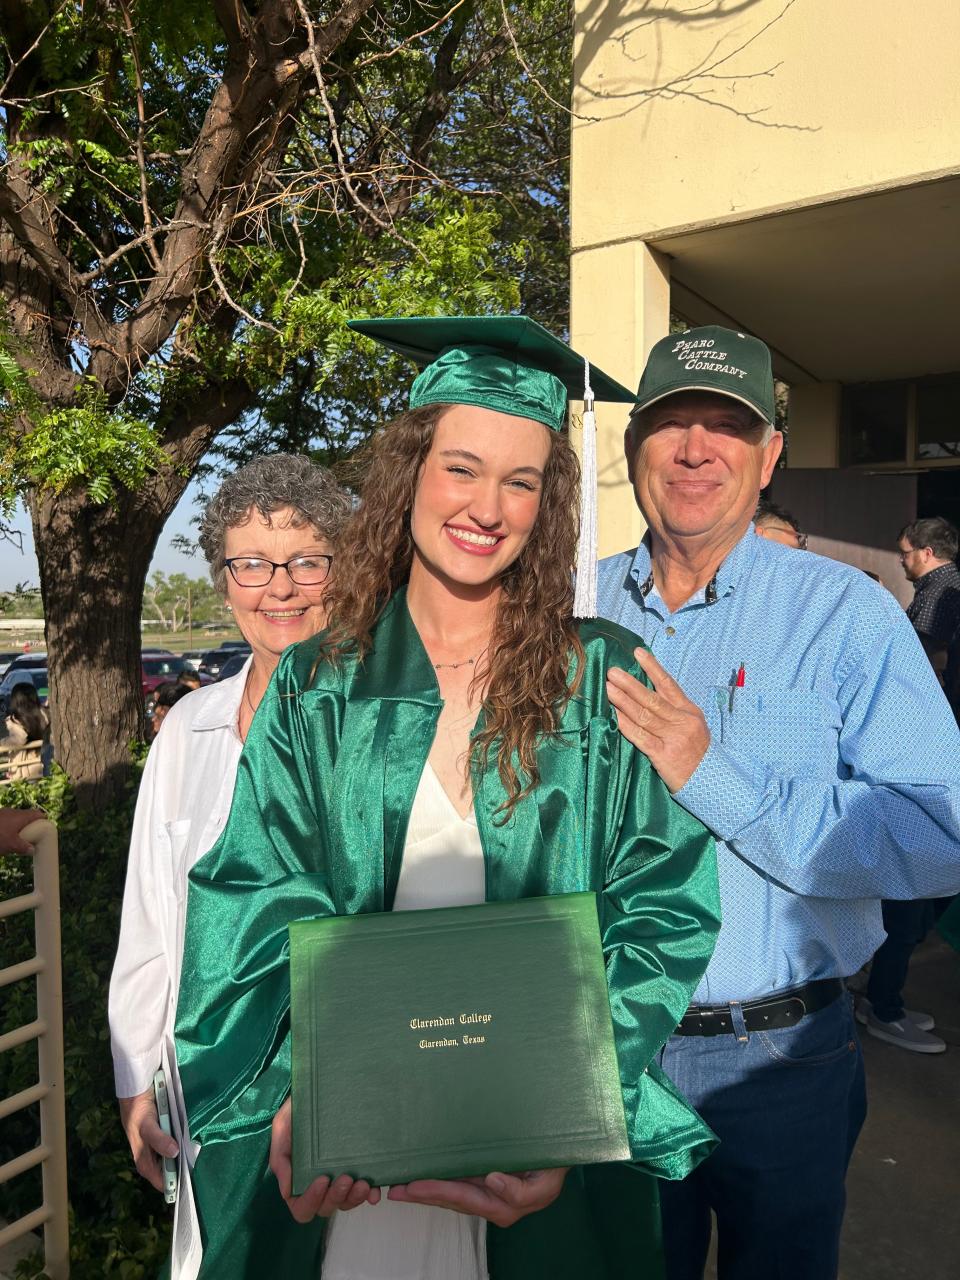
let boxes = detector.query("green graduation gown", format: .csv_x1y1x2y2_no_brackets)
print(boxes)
175,591,721,1278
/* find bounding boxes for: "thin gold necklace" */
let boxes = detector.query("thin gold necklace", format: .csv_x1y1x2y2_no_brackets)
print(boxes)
433,654,479,670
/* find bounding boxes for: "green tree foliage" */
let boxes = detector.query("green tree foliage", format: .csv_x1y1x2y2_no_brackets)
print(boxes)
0,582,42,617
141,571,229,630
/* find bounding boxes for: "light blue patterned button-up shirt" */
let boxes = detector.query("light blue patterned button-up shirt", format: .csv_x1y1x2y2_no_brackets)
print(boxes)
597,526,960,1004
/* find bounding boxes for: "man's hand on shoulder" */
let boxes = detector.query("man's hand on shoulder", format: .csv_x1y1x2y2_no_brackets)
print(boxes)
606,649,710,793
0,808,46,855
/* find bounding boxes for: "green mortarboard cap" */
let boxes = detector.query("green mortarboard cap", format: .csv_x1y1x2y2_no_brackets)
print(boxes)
347,315,634,433
634,325,775,424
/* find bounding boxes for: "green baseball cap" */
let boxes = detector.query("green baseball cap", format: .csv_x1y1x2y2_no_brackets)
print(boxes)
633,325,775,424
347,315,634,433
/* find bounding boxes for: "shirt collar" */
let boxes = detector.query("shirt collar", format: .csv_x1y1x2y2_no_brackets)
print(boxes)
628,524,759,606
913,561,959,593
190,656,252,730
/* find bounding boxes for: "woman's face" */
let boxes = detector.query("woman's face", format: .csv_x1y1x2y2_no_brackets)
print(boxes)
409,405,551,594
223,506,334,667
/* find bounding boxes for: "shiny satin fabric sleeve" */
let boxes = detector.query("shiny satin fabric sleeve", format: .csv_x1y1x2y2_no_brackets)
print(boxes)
175,641,337,1144
593,642,722,1179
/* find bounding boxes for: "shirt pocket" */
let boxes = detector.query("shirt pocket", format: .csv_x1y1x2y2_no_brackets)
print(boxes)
712,685,842,771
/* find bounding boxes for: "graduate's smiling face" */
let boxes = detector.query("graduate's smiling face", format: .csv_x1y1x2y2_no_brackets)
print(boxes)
409,405,551,592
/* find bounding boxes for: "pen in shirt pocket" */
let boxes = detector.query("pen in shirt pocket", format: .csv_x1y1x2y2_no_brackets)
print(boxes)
728,663,746,713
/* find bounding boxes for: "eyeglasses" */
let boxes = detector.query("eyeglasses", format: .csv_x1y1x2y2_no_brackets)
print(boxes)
764,524,808,550
224,555,333,587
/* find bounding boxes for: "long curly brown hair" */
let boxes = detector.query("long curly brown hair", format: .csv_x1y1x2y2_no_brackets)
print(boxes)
319,404,585,813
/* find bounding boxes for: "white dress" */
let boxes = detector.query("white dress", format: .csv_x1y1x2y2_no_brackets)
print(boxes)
321,762,489,1280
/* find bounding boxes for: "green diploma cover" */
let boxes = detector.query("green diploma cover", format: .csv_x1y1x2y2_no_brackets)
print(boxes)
289,892,631,1192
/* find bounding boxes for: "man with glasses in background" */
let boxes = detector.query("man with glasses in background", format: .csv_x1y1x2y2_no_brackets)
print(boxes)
854,516,960,1053
897,517,960,707
753,498,806,549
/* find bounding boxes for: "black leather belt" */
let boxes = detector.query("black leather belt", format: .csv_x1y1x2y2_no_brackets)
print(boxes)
675,978,844,1037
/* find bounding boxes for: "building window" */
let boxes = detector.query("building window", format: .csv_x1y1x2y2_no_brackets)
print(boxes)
840,382,908,466
916,375,960,461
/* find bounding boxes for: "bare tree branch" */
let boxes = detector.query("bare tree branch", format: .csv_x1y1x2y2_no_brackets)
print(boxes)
0,169,111,348
117,0,164,272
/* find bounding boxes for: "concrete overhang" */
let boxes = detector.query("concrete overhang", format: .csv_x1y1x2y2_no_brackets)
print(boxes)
650,175,960,386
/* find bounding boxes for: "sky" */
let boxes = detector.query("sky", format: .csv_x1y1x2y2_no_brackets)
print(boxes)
0,482,208,592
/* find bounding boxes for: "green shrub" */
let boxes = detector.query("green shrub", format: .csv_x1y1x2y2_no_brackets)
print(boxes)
1,766,172,1278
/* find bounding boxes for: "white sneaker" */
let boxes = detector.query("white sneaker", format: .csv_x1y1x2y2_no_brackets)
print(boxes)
855,996,935,1032
865,1012,946,1054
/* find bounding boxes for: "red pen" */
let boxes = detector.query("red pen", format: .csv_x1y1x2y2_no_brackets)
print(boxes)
729,663,745,713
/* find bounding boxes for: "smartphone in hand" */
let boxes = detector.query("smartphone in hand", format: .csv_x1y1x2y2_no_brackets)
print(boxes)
153,1069,178,1205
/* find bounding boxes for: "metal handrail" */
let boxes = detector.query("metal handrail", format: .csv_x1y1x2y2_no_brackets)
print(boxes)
0,740,44,785
0,818,69,1278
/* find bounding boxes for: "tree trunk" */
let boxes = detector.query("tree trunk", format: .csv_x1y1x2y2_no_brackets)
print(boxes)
31,488,169,809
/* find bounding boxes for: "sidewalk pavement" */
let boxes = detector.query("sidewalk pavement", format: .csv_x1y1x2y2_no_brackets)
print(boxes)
840,933,959,1280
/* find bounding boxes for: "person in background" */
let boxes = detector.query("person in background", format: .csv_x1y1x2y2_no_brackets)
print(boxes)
753,497,806,549
1,683,49,781
896,516,960,711
177,669,202,693
853,516,960,1053
597,325,960,1280
109,453,351,1280
148,680,193,742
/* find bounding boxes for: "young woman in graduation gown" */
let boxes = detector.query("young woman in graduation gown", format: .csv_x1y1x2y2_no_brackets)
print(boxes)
174,317,721,1280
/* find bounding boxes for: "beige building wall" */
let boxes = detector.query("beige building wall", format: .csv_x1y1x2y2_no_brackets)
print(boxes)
570,242,670,554
571,0,960,555
572,0,960,248
787,384,840,469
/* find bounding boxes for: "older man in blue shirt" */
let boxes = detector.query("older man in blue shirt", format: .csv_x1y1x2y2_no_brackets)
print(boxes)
600,326,960,1280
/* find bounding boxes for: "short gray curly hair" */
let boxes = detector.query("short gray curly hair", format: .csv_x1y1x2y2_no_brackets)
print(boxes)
199,454,352,593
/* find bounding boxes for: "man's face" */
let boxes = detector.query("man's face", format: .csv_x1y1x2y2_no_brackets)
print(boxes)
625,392,783,548
897,539,931,582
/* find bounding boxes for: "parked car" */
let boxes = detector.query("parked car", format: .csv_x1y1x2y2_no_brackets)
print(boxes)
141,653,189,695
216,651,251,682
0,651,22,677
197,647,251,679
217,639,251,651
4,652,47,677
180,650,206,671
0,668,49,716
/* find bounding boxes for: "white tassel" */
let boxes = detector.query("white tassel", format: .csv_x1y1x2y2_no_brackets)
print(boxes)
573,357,597,619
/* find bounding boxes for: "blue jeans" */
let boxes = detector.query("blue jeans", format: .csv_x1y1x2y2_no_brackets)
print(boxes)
657,994,866,1280
866,899,935,1021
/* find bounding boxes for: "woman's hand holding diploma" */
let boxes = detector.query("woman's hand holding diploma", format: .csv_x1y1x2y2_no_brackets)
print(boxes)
271,1098,568,1226
387,1167,569,1226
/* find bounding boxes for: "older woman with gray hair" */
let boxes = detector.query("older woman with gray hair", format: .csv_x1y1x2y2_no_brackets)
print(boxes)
109,454,350,1276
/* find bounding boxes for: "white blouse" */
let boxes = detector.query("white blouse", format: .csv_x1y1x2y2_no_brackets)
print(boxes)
108,660,251,1280
321,762,488,1280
